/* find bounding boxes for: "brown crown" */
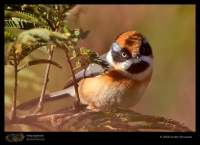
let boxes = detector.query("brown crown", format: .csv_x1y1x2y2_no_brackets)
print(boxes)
115,31,143,53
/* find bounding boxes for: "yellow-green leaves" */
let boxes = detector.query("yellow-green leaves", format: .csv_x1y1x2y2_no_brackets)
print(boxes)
4,30,17,42
70,28,90,42
70,47,109,71
4,4,108,81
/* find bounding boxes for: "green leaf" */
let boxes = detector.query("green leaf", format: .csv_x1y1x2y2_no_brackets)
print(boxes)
72,50,79,58
69,47,109,71
70,28,90,40
62,26,71,35
50,31,68,41
18,59,62,71
17,28,51,44
4,10,45,26
18,42,47,62
73,57,90,70
4,20,17,28
6,42,47,65
79,47,90,54
5,19,48,30
4,30,17,42
75,59,81,68
70,47,89,60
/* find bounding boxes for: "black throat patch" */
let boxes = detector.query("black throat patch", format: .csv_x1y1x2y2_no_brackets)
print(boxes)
127,61,149,74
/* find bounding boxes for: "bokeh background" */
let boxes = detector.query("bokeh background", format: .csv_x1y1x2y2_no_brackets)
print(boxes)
5,4,195,131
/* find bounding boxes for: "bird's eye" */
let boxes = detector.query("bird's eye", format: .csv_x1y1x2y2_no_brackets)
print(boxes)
121,52,127,58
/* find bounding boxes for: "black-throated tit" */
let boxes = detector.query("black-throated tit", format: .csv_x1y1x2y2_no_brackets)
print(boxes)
17,31,154,111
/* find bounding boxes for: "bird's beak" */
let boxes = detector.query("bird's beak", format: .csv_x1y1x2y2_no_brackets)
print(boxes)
132,53,141,59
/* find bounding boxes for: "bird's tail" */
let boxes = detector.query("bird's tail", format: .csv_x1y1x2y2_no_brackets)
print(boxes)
16,87,75,110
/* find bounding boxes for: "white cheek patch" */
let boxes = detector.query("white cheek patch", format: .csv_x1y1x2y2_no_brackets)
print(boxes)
140,56,153,66
106,51,115,66
121,58,135,70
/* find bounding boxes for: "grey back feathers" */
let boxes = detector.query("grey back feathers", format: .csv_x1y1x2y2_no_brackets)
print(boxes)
63,53,111,89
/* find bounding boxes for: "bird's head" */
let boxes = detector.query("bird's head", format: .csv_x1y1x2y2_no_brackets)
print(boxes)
106,31,154,80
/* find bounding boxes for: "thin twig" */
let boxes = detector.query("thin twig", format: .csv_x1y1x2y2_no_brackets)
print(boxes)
33,44,54,114
42,15,54,31
8,46,19,122
64,50,80,111
51,110,95,128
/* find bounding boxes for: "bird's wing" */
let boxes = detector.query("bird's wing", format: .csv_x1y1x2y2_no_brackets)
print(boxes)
63,53,110,88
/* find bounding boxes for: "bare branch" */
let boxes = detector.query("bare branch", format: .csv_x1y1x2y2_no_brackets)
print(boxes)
33,44,54,114
5,108,193,132
8,45,19,122
64,50,80,111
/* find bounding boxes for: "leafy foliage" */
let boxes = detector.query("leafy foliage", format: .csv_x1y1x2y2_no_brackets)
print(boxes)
4,4,109,128
4,4,108,70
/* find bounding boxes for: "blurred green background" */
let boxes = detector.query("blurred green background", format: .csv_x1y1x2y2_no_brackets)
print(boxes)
5,4,195,131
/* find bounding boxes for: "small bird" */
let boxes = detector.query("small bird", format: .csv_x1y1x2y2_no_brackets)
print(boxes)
17,31,154,111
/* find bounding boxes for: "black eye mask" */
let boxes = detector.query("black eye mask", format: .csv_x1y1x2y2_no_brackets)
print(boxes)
110,42,132,62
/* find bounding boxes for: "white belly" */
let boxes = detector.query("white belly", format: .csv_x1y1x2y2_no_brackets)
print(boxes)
80,82,148,111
